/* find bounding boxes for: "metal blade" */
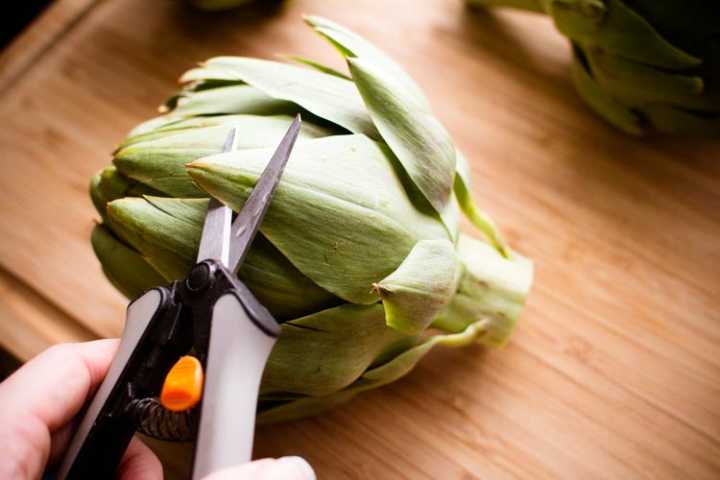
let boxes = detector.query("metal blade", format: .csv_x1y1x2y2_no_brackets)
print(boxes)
195,128,238,265
227,114,301,273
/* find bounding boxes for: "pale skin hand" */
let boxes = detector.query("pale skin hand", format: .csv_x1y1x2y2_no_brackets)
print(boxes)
0,340,314,480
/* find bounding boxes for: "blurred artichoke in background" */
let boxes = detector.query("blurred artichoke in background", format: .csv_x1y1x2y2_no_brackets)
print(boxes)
470,0,720,135
91,16,533,423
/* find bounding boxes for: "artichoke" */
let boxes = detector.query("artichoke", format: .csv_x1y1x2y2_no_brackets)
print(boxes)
470,0,720,135
91,16,533,423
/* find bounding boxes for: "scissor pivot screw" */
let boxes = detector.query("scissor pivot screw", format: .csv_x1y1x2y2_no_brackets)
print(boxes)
187,263,212,292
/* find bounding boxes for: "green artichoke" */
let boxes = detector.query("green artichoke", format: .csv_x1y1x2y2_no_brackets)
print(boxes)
470,0,720,135
91,16,533,423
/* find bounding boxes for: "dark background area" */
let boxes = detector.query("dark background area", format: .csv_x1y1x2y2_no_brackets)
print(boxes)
1,0,53,48
0,351,20,380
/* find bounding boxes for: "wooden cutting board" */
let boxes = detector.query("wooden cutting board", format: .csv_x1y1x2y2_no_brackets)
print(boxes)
1,0,719,478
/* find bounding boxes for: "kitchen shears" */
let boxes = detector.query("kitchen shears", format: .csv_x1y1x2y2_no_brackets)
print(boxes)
57,116,302,479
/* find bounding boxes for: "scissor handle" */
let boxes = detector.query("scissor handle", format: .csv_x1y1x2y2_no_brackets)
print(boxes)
57,289,165,480
191,292,278,479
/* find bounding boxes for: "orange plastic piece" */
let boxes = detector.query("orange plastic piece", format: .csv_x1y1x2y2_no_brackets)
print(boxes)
160,355,204,412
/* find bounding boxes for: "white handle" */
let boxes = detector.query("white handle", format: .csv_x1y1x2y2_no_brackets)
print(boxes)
192,293,278,479
57,289,162,480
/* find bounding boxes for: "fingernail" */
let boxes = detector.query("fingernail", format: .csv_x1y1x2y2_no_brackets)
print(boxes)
277,456,316,480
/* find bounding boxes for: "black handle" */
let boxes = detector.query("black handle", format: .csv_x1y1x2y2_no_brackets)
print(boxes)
57,288,179,479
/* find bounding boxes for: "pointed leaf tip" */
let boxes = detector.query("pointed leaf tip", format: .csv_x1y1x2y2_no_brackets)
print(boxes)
375,239,460,335
304,17,457,230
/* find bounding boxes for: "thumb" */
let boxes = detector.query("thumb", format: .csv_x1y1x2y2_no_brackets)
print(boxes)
203,457,315,480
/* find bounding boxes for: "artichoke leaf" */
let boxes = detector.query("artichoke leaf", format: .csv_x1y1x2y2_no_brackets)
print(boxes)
347,56,458,237
98,166,135,201
239,234,341,320
107,197,202,279
585,48,706,108
90,166,153,219
284,55,352,80
549,0,701,70
259,390,358,425
181,57,379,138
116,115,330,197
361,320,486,384
96,166,161,203
304,15,431,109
309,18,457,233
116,127,238,197
188,134,450,304
129,116,189,139
106,196,338,318
570,54,644,134
374,239,461,335
124,112,329,149
305,15,458,225
258,319,486,424
91,224,166,299
128,85,295,137
90,172,107,219
170,84,297,119
454,151,509,256
261,303,414,397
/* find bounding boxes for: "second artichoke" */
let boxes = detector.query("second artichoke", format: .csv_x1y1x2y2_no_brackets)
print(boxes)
471,0,720,135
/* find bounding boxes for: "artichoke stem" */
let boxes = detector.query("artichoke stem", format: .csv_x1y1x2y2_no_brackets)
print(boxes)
434,235,533,347
467,0,544,13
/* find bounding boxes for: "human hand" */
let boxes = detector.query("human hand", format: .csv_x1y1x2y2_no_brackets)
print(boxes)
0,340,315,480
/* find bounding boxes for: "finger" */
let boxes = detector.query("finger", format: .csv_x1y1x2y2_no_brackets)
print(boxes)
0,340,118,479
116,437,163,480
0,413,47,480
0,339,119,431
203,457,316,480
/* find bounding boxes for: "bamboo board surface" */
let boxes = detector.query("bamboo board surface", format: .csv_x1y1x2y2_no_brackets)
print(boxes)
1,0,719,478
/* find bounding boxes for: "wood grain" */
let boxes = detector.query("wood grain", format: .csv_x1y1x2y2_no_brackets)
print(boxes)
0,0,98,93
0,266,94,360
1,0,719,478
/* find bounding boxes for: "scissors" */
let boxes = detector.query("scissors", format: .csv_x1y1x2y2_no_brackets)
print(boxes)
57,115,302,479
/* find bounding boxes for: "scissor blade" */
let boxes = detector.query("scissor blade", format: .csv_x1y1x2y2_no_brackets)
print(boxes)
196,128,238,265
227,115,301,273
